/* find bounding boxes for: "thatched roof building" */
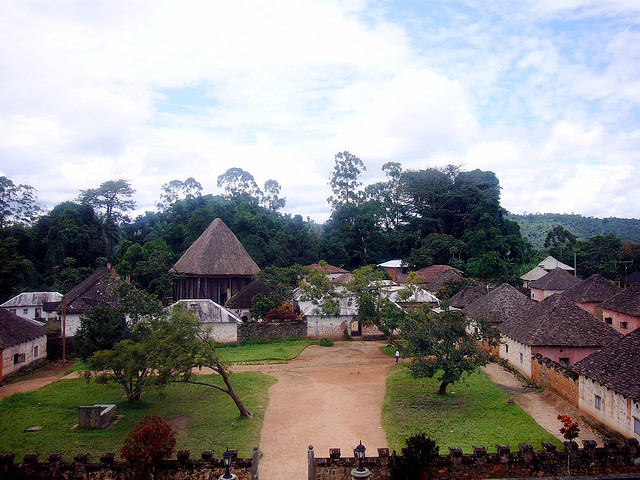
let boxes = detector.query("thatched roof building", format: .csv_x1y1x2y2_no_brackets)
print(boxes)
172,218,260,304
463,283,533,326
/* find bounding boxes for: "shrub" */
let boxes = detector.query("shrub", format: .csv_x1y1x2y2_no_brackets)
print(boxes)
264,302,298,321
390,434,439,480
314,337,334,347
120,414,176,479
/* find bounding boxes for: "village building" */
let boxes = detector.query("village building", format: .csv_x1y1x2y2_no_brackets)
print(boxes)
172,218,261,304
0,307,47,381
499,294,622,377
225,278,276,321
57,265,126,337
528,267,581,302
1,292,62,322
520,255,575,288
377,259,407,282
449,285,487,309
561,273,622,319
170,298,242,343
574,328,640,440
463,283,533,328
598,282,640,334
410,265,462,285
308,263,349,281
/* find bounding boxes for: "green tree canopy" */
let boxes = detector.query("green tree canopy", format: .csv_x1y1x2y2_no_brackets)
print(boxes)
327,151,366,209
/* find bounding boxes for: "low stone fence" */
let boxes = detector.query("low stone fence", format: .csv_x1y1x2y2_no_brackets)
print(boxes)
238,319,306,342
0,448,258,480
311,438,640,480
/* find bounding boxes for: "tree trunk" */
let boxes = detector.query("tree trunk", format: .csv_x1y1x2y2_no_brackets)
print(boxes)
217,363,252,417
437,381,449,395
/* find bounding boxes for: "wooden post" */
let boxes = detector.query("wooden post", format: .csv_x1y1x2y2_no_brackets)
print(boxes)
251,446,259,480
308,445,315,480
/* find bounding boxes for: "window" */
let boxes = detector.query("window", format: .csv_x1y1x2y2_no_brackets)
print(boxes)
594,394,602,410
9,309,16,314
33,345,39,357
35,308,41,319
620,321,628,330
605,317,612,325
634,417,640,436
505,345,509,353
559,358,570,367
519,353,523,364
13,353,25,364
23,308,29,315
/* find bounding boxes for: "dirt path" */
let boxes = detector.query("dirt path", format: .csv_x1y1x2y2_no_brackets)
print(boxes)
0,362,74,400
232,341,392,480
482,363,603,445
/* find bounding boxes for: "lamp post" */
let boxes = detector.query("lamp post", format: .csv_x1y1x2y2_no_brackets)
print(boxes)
219,448,237,480
352,441,371,479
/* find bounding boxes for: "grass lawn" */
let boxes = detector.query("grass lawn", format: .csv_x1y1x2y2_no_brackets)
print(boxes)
382,365,562,454
0,371,275,459
216,338,314,364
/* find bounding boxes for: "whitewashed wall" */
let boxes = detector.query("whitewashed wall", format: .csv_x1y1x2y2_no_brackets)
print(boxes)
1,336,47,379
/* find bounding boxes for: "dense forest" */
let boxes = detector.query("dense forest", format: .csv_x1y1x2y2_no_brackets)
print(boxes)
508,213,640,249
1,155,638,303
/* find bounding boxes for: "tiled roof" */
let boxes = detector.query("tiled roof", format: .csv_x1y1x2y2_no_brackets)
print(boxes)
449,285,487,309
424,269,462,293
538,255,574,271
562,274,622,304
308,263,348,275
574,328,640,402
225,279,274,309
332,272,354,283
1,292,62,308
529,268,581,291
463,283,533,325
412,265,462,284
599,282,640,317
500,294,622,347
0,307,46,348
58,267,124,314
520,266,547,282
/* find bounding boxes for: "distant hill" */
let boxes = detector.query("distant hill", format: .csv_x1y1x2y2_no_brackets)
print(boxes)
507,213,640,250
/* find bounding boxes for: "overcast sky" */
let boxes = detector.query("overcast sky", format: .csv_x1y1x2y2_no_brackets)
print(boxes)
1,0,639,223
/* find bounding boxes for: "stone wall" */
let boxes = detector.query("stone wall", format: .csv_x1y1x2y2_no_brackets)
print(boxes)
312,438,640,480
531,353,580,407
0,448,258,480
238,319,306,342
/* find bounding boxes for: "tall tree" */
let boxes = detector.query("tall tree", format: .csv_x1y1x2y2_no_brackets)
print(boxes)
217,168,262,201
157,177,202,210
261,179,286,211
327,151,366,209
78,179,136,254
0,176,42,228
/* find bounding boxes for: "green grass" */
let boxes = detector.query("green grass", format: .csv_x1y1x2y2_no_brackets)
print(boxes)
216,338,314,364
382,365,562,454
0,372,275,459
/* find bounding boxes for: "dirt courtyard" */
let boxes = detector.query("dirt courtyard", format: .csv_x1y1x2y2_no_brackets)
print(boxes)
232,340,392,480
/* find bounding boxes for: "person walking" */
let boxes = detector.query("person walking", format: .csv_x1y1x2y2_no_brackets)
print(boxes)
395,349,400,364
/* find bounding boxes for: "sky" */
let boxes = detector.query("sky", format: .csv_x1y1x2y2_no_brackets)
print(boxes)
1,0,639,223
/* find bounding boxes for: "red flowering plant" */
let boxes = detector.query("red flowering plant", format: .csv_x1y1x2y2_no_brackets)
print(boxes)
121,414,176,479
558,414,580,442
264,302,299,321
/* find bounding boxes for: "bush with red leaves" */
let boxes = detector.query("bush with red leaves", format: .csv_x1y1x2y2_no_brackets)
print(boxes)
557,414,580,442
264,302,299,321
121,414,176,477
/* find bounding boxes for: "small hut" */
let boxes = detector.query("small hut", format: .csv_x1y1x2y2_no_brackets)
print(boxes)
172,218,261,304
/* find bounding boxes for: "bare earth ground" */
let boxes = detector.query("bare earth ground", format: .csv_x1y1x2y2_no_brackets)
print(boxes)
0,361,73,400
232,341,391,480
1,345,606,480
482,363,603,445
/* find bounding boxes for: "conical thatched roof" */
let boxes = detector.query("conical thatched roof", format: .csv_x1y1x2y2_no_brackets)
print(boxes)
463,283,533,325
172,218,260,276
500,294,622,347
450,285,487,309
562,274,621,304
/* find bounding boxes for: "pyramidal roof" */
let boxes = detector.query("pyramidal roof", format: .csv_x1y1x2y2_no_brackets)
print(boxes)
500,294,622,347
538,255,574,272
529,267,581,291
463,283,533,325
172,218,260,276
562,274,622,304
599,281,640,317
